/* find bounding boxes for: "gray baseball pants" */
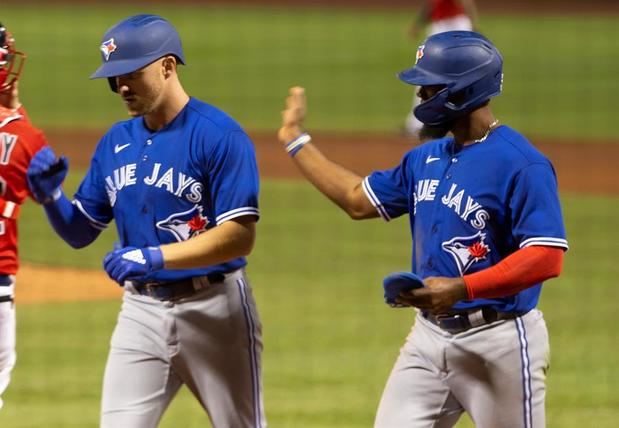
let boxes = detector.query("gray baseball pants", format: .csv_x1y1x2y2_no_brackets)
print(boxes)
100,269,265,428
375,309,550,428
0,277,16,411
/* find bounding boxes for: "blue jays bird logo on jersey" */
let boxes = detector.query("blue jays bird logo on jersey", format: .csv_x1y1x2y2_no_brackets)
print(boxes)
100,38,117,61
156,205,209,242
415,44,425,64
442,231,491,275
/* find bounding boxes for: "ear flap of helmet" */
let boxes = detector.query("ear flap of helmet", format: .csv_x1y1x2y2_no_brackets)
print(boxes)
413,87,452,126
107,77,118,93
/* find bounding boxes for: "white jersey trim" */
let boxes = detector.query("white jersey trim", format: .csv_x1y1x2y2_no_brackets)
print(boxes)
216,207,260,225
72,199,109,230
2,201,16,219
520,237,569,250
0,114,22,129
362,177,391,222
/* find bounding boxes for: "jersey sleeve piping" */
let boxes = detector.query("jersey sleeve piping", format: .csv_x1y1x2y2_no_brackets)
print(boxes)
72,199,109,230
216,207,260,225
362,177,391,222
520,237,569,250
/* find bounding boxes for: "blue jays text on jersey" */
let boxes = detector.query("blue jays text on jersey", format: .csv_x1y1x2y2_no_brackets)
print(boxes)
362,125,568,313
73,97,260,282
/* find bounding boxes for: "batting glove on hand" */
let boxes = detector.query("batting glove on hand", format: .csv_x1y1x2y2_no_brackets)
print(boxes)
27,147,68,204
383,272,425,308
103,246,164,285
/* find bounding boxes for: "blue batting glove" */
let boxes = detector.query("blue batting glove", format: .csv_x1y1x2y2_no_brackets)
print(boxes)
103,246,164,285
383,272,425,308
27,147,69,204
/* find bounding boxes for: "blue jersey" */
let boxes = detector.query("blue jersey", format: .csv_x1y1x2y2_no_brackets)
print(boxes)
74,97,260,282
363,125,568,313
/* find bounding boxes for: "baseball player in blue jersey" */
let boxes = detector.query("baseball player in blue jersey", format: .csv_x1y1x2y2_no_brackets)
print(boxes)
279,31,568,427
26,15,265,428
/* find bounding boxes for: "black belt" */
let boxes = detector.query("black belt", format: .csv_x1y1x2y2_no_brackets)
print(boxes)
422,307,527,334
0,275,13,303
131,272,226,301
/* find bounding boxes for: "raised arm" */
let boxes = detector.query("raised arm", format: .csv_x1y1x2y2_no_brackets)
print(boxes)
277,87,378,220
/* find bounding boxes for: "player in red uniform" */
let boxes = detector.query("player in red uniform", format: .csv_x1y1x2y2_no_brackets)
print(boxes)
405,0,478,139
0,22,52,410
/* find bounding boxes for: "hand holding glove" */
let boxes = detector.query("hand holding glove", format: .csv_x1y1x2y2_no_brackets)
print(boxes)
383,272,425,308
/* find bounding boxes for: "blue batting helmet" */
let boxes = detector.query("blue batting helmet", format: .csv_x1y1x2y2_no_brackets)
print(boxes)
398,31,503,126
90,14,185,91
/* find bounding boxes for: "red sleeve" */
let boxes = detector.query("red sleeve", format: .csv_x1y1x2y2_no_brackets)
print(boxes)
463,246,564,300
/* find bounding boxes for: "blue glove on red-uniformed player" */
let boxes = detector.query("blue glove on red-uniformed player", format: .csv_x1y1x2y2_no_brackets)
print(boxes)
103,246,164,285
383,271,425,307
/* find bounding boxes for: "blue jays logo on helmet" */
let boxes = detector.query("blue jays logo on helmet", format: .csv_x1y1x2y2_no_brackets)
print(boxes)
415,44,425,65
442,231,491,275
100,38,117,61
156,205,209,242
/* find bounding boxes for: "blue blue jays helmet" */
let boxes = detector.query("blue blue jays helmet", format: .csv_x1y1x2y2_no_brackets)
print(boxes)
398,31,503,126
90,14,185,92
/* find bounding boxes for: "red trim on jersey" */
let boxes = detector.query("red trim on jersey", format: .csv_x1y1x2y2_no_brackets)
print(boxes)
463,246,564,300
430,0,466,21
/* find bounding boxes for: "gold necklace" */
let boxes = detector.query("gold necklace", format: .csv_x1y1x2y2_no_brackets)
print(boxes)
474,119,500,143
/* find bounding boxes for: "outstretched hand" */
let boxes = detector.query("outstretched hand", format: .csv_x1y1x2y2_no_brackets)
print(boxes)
278,86,307,144
26,147,69,204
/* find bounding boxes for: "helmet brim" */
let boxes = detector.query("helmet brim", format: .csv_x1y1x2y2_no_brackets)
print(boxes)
90,57,152,79
90,53,185,79
398,66,449,87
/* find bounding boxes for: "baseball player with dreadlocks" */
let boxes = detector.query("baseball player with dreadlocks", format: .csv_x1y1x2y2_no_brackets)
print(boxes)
27,15,265,427
279,31,568,427
0,22,50,410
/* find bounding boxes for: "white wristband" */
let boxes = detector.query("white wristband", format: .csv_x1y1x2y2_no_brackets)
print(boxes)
285,133,312,157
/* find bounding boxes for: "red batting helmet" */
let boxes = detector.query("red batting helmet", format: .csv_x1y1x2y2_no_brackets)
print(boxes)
0,23,26,90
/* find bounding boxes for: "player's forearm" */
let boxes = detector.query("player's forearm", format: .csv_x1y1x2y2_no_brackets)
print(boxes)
292,143,374,219
43,192,101,248
463,246,564,300
160,218,256,270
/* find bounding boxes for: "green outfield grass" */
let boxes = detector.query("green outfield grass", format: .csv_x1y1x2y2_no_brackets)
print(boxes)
1,175,617,427
1,4,618,140
1,3,617,426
